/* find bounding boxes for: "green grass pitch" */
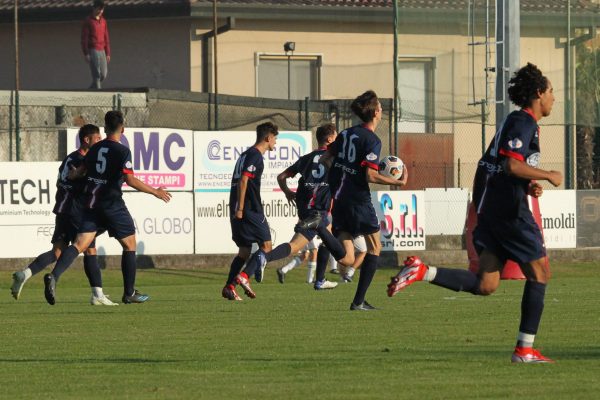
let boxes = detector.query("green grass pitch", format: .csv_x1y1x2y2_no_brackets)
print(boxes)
1,263,599,399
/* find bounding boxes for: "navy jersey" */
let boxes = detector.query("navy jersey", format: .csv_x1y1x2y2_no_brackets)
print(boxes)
477,109,540,219
53,150,87,216
328,125,382,204
229,146,264,216
83,138,134,209
285,148,330,215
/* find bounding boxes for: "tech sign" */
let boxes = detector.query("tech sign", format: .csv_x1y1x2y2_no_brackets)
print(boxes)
194,131,312,192
67,128,193,191
0,162,59,258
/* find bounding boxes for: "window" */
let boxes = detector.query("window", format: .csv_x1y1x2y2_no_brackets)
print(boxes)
398,57,435,133
256,53,322,100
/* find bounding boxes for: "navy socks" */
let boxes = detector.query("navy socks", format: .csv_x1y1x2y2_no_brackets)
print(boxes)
83,254,102,288
315,245,330,283
519,280,546,335
51,246,80,281
431,268,480,294
226,256,246,286
352,253,378,305
121,251,136,296
27,251,57,275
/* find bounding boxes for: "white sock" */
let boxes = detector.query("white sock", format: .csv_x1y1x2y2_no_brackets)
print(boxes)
345,267,355,278
281,257,301,274
307,262,316,283
329,256,338,271
517,332,535,348
92,287,104,298
424,266,437,282
22,268,33,280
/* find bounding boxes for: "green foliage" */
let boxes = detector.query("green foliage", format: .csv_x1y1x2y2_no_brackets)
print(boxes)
1,265,599,399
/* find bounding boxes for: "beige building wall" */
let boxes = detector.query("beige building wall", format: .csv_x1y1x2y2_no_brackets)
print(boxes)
0,18,192,90
0,14,569,188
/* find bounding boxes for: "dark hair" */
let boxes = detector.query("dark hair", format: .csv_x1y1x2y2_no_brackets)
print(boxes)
78,124,100,143
350,90,380,122
316,123,336,145
507,63,549,108
93,0,105,9
256,122,279,143
105,110,124,134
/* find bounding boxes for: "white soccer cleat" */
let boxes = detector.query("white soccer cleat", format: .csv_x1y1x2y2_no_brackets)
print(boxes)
314,280,338,290
11,271,27,300
90,295,119,306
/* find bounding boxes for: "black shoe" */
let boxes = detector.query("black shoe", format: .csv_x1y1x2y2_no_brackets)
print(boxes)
122,289,150,304
276,268,285,284
43,273,56,305
297,212,322,230
329,269,340,275
349,301,377,311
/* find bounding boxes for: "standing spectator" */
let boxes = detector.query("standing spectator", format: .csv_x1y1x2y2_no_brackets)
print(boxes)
81,0,110,89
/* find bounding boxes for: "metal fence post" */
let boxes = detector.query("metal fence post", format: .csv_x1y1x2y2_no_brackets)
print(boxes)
8,90,13,161
298,100,302,130
215,93,219,131
304,97,309,131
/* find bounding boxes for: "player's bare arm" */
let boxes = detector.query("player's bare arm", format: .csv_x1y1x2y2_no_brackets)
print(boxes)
124,173,172,202
505,157,562,187
235,174,249,219
366,165,408,186
277,169,296,206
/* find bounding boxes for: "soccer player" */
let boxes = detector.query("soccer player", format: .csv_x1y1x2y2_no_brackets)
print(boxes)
11,124,110,304
321,90,408,310
276,238,320,284
43,111,172,305
221,122,279,301
334,235,367,283
388,63,562,363
243,123,356,292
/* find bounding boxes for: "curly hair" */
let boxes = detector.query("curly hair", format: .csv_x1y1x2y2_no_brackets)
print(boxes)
507,63,549,108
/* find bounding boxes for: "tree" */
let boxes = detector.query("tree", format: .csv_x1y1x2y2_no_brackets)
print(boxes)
575,42,600,189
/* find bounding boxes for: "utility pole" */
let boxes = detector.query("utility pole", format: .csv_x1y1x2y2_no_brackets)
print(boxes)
14,0,20,161
495,0,520,127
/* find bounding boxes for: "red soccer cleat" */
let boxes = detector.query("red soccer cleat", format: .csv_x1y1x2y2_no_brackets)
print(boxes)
222,285,243,301
235,273,256,299
387,256,428,297
511,347,554,363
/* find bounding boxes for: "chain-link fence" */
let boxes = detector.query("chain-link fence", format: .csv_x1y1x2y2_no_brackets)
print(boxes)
0,88,582,191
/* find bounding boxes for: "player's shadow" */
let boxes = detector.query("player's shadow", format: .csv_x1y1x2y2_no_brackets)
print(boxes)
136,241,155,269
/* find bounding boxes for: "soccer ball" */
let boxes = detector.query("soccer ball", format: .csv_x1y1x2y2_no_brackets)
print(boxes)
379,155,404,179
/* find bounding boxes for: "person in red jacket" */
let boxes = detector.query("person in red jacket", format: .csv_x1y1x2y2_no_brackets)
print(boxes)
81,0,111,89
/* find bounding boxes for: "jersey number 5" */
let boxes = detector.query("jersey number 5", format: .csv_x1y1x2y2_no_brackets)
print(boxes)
96,148,109,174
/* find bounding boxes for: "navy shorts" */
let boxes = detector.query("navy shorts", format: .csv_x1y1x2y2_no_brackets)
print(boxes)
231,210,271,248
51,214,78,245
294,210,331,242
80,201,136,240
331,201,379,237
52,213,98,248
473,213,546,264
